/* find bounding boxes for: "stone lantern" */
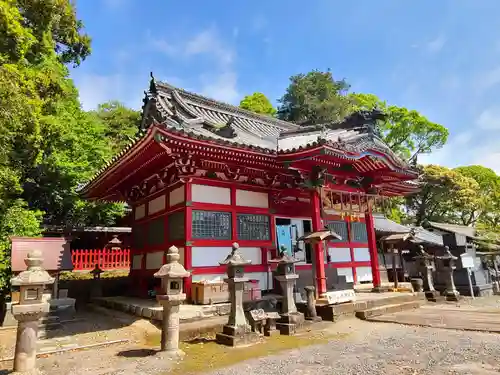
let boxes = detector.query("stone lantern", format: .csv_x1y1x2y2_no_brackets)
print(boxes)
436,246,460,301
269,251,304,335
154,246,191,356
11,250,55,373
216,243,259,347
90,264,104,298
413,246,438,301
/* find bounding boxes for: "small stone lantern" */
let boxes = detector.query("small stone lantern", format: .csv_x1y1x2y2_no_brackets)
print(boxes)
154,246,191,356
11,250,55,373
437,246,460,301
269,251,304,335
413,246,438,301
216,243,259,347
90,264,104,298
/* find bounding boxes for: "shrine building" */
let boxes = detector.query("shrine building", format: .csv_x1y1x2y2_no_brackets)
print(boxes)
80,75,419,299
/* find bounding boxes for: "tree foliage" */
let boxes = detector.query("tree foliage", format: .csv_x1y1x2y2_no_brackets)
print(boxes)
348,93,449,162
0,0,128,293
239,92,276,116
405,165,481,226
277,69,351,125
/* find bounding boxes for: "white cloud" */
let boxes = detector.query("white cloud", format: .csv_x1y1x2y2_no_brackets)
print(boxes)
475,66,500,93
474,152,500,174
185,27,234,66
426,35,446,53
476,108,500,129
200,72,239,104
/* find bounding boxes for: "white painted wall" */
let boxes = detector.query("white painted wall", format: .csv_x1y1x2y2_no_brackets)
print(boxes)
328,247,351,262
132,254,143,270
191,246,262,267
356,267,373,282
148,195,166,215
235,189,268,208
337,267,354,283
192,184,230,205
353,247,371,262
191,271,273,290
135,204,145,220
145,251,164,269
169,186,185,206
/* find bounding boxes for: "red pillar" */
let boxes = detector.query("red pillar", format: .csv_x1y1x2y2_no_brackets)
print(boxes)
365,211,382,289
184,182,193,301
311,189,327,295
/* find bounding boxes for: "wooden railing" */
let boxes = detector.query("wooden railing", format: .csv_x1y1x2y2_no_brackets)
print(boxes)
71,248,131,271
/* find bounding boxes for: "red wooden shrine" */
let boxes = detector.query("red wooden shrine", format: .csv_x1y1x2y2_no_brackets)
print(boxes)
80,75,419,298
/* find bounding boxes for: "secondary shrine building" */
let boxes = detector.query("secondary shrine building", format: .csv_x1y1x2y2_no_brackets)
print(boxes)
80,75,419,299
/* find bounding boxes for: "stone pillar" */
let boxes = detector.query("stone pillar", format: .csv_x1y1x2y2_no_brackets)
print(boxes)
154,246,191,357
491,255,500,295
304,286,321,322
270,252,305,335
11,250,54,374
216,243,259,347
90,265,104,298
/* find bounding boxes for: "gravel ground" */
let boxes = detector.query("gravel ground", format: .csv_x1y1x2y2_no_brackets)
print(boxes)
207,320,500,375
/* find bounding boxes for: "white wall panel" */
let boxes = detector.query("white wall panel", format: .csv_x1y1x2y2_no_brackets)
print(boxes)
169,186,185,206
356,267,373,282
328,247,351,262
192,246,262,267
148,195,166,215
145,251,164,269
134,204,145,220
132,254,143,270
336,267,354,283
192,184,230,205
235,189,268,208
353,247,371,262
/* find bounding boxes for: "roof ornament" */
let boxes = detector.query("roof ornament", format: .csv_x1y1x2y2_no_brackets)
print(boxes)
204,116,237,139
149,72,158,96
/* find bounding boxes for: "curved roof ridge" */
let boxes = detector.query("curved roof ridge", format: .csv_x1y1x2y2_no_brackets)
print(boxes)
155,81,299,131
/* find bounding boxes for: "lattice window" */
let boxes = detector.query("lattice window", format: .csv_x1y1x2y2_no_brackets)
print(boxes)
237,214,270,241
325,220,348,242
147,217,165,246
192,210,232,240
351,222,368,242
168,211,185,241
133,224,145,249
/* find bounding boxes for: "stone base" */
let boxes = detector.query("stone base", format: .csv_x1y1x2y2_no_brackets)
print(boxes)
371,286,390,293
264,327,280,337
216,325,261,347
442,291,460,301
493,282,500,295
156,348,185,359
276,312,304,335
305,316,322,323
424,290,440,302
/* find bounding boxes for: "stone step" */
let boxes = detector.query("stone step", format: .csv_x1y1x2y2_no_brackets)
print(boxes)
355,300,423,320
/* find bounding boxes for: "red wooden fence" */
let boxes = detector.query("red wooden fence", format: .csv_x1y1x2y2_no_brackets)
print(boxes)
71,248,131,271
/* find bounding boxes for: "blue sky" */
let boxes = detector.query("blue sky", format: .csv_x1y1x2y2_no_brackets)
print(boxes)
71,0,500,173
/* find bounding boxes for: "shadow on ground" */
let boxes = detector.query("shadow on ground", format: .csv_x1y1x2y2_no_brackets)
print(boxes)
116,348,158,358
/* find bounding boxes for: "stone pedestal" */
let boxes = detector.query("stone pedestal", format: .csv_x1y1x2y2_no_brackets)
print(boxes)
10,250,54,374
275,276,304,335
304,286,321,322
157,298,183,356
216,243,260,347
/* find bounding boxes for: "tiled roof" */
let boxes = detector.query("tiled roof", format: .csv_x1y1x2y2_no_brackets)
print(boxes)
373,214,443,246
142,78,413,170
427,221,476,239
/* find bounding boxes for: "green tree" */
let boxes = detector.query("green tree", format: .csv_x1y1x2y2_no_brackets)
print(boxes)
348,93,449,162
277,69,351,125
454,165,500,227
89,101,141,153
405,165,480,226
239,92,276,116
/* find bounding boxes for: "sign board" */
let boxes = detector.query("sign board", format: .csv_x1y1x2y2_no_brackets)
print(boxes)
321,289,356,305
460,254,475,269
